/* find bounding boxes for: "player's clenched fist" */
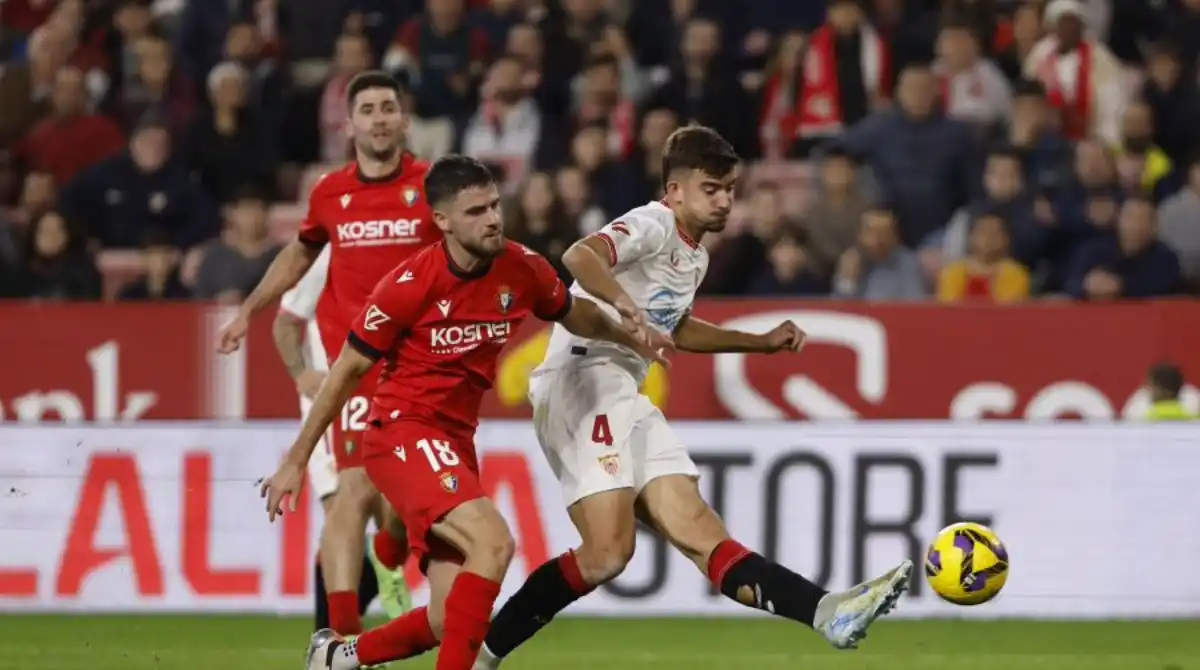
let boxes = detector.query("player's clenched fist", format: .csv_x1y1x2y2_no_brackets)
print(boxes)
217,311,250,353
764,320,806,353
260,459,305,522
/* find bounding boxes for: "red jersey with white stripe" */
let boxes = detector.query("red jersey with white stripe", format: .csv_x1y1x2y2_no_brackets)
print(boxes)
347,240,571,440
540,200,708,383
297,154,441,362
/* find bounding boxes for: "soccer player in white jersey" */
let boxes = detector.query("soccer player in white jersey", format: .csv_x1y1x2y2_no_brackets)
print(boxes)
275,245,412,623
474,127,912,668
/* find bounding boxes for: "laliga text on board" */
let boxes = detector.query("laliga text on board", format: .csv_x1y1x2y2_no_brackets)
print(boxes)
0,301,1198,422
1,423,1199,618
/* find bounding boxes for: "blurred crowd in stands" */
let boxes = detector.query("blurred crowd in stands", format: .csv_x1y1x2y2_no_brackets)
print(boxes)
1,0,1199,304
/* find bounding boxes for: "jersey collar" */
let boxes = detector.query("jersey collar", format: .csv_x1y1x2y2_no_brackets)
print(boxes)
355,151,414,184
442,241,492,280
659,198,701,250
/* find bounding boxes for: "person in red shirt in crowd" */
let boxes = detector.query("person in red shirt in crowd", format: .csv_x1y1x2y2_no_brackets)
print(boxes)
218,70,441,638
18,65,124,185
261,155,668,670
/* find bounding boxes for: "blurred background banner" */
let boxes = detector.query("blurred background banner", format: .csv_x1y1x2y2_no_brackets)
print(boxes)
0,300,1197,423
2,422,1198,618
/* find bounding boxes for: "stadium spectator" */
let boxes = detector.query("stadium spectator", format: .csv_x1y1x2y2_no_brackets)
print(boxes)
938,147,1039,270
538,0,607,94
115,227,190,301
10,208,101,300
1024,0,1126,145
0,24,65,147
748,230,828,296
566,122,623,216
191,187,280,302
1163,0,1200,84
647,16,758,159
833,207,927,300
1141,45,1200,168
553,163,605,235
794,0,888,148
611,105,679,215
385,0,489,122
837,65,976,246
805,148,873,276
1005,79,1073,192
278,0,348,63
707,182,801,295
934,20,1012,132
470,0,526,55
59,115,217,249
222,19,286,121
1155,155,1200,290
1115,100,1177,203
1065,197,1181,300
504,21,563,116
108,33,195,134
570,50,645,160
460,54,560,193
186,61,276,204
937,211,1031,303
18,65,125,187
0,170,54,267
505,172,577,283
994,2,1041,84
174,0,240,82
320,33,373,164
755,30,806,159
102,0,157,102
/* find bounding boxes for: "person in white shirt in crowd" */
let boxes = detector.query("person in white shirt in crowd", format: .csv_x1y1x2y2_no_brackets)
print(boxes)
934,20,1012,131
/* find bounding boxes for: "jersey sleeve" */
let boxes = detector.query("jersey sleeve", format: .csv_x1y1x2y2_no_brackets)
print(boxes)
346,267,426,361
590,214,670,268
528,251,573,322
278,245,330,320
296,176,330,248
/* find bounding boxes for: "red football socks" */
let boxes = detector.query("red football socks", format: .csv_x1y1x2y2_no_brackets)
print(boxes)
436,572,502,670
373,531,406,571
356,606,439,665
327,590,363,635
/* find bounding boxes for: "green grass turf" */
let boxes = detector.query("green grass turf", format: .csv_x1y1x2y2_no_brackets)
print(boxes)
1,616,1197,670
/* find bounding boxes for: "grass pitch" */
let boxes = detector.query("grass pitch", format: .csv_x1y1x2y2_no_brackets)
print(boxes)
1,615,1196,670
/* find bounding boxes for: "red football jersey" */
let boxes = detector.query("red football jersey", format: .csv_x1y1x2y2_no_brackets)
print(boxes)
347,240,572,438
297,154,442,361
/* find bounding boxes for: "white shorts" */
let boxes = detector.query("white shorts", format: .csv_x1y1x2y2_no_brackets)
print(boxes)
529,357,698,506
301,394,339,501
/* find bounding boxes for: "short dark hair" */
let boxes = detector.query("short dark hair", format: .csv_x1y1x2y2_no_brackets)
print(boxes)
584,53,619,73
425,155,497,207
346,70,403,108
660,125,739,188
227,183,268,207
987,145,1023,164
1149,362,1185,397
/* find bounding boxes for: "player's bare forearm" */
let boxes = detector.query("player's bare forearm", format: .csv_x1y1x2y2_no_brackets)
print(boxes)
562,237,632,306
240,240,322,317
560,297,633,345
271,312,308,379
673,315,769,353
283,343,372,466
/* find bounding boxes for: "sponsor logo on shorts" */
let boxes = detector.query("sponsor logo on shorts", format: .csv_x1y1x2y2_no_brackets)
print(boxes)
598,454,620,476
335,219,423,247
439,472,458,493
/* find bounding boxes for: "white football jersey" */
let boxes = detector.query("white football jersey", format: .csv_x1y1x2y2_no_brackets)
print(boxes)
539,200,708,382
279,245,332,372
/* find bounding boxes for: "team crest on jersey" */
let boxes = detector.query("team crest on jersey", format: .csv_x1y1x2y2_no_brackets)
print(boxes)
496,286,514,314
401,186,419,206
598,454,620,476
439,472,458,493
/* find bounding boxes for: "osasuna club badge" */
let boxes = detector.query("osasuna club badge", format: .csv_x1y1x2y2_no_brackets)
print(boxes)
496,286,513,314
401,187,419,206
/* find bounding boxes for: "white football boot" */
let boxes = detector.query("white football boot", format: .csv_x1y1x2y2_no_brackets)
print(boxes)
305,629,344,670
813,559,913,650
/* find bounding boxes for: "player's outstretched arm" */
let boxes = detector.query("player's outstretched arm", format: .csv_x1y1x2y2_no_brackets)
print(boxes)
673,315,806,354
284,342,373,467
218,240,323,353
560,297,673,366
562,237,641,323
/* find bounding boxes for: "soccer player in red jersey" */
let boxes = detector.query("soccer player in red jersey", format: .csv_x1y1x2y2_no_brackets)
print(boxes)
260,155,669,670
219,71,438,635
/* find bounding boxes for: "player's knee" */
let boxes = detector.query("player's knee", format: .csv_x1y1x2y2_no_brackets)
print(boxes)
460,508,516,570
576,528,635,584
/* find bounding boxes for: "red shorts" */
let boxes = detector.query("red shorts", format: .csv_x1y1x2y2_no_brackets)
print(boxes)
363,418,485,571
330,373,379,470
